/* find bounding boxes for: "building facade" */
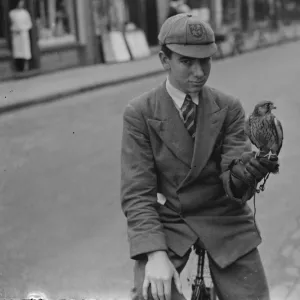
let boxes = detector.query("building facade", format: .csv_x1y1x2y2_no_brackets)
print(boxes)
0,0,235,81
1,0,296,80
0,0,96,80
0,0,153,80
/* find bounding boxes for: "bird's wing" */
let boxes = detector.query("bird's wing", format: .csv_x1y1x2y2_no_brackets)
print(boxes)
245,115,264,150
274,116,283,155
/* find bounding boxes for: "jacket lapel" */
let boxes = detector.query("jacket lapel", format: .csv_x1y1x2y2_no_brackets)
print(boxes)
147,82,194,168
179,86,228,189
147,83,228,188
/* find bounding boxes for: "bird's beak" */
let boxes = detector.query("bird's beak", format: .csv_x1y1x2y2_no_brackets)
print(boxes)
272,105,277,109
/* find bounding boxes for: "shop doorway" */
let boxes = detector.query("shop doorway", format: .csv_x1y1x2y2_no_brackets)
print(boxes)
126,0,158,46
6,0,40,71
145,0,158,46
241,0,249,31
0,1,5,39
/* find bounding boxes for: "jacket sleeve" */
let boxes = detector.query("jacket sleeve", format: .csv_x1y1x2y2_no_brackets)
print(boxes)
120,102,168,260
219,98,255,204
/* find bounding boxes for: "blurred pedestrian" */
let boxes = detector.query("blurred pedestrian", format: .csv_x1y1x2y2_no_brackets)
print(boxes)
9,0,32,72
121,13,278,300
167,0,191,18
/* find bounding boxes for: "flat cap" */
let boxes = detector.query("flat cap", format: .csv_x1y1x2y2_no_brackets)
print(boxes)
158,13,217,58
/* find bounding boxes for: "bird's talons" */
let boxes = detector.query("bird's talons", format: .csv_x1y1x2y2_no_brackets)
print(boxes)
263,150,274,160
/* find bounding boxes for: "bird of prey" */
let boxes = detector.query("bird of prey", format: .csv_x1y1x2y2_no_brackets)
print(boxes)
245,100,283,159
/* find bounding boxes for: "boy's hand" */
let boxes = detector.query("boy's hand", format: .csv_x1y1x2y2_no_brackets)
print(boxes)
143,251,182,300
229,151,279,187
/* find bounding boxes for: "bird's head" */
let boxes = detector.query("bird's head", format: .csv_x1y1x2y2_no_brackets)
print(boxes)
253,100,276,116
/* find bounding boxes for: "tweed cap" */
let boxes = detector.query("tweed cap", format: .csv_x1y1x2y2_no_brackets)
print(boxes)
158,13,217,58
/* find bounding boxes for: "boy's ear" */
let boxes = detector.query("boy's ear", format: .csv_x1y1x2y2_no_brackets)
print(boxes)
159,51,171,71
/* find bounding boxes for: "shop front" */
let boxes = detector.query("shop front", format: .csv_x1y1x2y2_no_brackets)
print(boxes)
35,0,77,48
0,0,92,80
91,0,152,63
91,0,130,63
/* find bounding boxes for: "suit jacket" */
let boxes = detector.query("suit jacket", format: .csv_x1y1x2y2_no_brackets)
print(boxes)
120,81,261,269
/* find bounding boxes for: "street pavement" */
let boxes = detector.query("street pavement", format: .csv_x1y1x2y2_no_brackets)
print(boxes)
0,23,299,115
0,42,300,300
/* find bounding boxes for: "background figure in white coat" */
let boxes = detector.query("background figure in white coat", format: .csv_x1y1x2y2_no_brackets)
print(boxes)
9,0,32,72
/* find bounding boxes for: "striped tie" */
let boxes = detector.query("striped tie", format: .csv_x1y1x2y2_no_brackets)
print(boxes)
182,94,197,139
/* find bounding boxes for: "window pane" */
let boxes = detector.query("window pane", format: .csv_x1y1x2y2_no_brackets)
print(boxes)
36,0,76,48
222,0,237,25
108,0,128,30
92,0,128,33
92,0,110,35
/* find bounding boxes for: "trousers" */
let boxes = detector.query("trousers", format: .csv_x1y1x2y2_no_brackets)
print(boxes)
131,244,270,300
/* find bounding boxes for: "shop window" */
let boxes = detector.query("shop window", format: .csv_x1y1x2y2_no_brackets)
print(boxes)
109,0,128,31
92,0,110,35
284,0,300,20
35,0,76,48
92,0,128,33
222,0,237,25
254,0,269,21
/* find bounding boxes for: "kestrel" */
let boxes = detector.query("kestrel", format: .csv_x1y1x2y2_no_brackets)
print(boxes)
245,100,283,159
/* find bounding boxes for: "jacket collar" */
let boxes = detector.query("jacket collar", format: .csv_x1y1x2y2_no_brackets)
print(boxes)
166,77,199,109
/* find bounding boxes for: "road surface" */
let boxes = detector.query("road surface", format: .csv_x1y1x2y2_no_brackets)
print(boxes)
1,42,300,300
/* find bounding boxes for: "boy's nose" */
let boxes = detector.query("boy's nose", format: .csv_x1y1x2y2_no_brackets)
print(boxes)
192,61,204,77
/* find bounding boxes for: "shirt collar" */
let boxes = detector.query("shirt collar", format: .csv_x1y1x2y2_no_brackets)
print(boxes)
166,77,199,109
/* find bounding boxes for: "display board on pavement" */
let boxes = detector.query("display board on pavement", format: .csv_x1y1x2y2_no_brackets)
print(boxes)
102,31,131,63
124,29,151,60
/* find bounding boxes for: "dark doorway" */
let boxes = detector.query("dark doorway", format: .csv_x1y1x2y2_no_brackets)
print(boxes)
187,0,209,9
241,0,249,31
0,1,4,38
7,0,40,70
126,0,158,46
9,0,22,10
145,0,158,46
126,0,142,29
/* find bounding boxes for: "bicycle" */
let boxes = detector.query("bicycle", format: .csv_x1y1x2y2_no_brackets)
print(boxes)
188,246,218,300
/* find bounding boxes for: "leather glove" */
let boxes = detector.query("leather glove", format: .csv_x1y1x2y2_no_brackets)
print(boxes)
229,151,279,188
